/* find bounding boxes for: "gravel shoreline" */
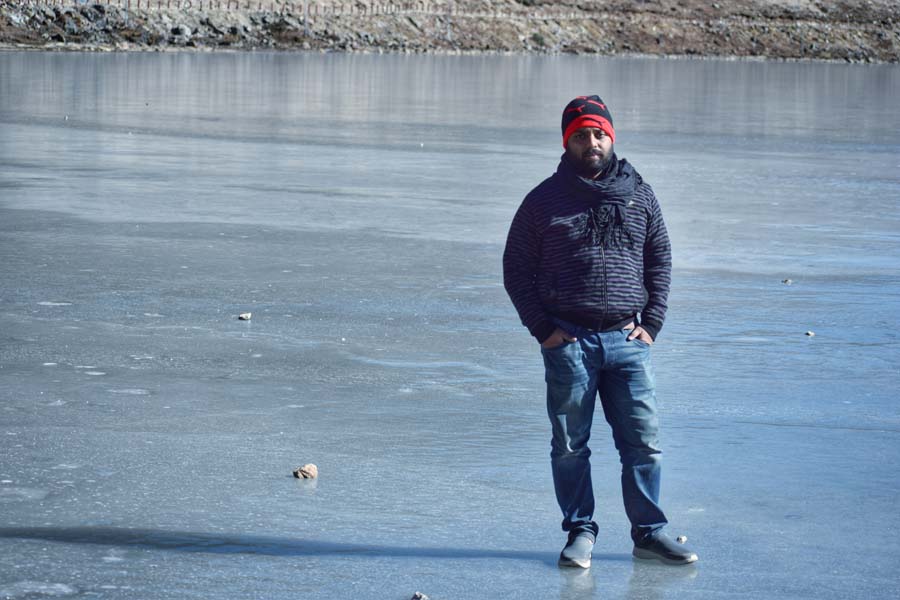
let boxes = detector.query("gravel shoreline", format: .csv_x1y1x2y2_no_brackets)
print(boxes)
1,0,898,62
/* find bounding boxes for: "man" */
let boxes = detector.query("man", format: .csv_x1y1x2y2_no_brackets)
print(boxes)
502,95,697,568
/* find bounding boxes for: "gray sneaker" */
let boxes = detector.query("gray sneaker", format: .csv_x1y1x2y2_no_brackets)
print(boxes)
632,533,698,565
558,531,595,569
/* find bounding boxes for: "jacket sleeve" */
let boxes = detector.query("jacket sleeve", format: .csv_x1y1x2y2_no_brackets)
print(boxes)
640,188,672,340
503,200,556,344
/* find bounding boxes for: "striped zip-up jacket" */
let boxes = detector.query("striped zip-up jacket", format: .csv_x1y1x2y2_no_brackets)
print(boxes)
503,159,672,343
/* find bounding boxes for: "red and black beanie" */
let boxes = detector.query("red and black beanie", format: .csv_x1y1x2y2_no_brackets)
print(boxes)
561,95,615,148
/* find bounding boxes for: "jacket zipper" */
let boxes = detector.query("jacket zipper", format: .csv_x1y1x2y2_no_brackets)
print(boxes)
600,245,609,317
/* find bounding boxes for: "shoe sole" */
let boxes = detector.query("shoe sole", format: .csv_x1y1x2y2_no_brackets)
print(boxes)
632,547,698,565
558,556,591,569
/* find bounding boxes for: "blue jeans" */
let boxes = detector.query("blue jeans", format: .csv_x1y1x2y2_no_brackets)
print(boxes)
541,321,668,544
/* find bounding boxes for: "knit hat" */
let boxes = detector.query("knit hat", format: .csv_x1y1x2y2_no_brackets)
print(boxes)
561,95,615,148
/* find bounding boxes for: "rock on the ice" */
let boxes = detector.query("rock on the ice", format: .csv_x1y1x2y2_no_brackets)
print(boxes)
293,464,318,479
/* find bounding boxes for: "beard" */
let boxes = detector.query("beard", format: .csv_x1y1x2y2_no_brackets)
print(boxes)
568,147,614,179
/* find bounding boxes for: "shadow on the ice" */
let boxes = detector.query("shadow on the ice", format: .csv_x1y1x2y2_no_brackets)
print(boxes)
0,526,633,566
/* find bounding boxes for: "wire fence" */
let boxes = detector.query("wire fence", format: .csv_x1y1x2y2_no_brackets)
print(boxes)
15,0,586,20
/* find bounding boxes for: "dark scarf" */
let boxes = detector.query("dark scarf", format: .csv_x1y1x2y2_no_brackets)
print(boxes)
557,153,638,249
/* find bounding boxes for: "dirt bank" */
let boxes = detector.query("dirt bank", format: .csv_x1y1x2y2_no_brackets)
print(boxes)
1,0,898,62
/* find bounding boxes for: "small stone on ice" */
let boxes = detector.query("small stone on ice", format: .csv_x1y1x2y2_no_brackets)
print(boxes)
293,463,318,479
676,535,688,544
805,331,815,337
238,313,252,320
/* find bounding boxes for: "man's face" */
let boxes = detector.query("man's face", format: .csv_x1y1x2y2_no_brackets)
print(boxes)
565,127,614,178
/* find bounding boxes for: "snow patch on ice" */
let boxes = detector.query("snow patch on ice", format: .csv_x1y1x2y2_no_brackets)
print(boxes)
108,388,150,396
0,581,77,597
0,487,50,502
101,549,126,563
37,301,72,307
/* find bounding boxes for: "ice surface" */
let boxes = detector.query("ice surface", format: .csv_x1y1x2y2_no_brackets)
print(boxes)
1,52,899,599
0,581,78,598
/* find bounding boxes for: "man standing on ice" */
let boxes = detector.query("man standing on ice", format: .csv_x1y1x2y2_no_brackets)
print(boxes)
503,95,697,568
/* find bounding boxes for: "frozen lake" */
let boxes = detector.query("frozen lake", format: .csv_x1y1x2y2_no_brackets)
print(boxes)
1,52,899,599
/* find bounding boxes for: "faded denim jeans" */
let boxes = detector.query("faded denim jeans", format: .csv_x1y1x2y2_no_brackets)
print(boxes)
541,320,668,543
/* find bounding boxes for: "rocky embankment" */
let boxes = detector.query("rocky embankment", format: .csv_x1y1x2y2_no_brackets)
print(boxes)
1,0,898,62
